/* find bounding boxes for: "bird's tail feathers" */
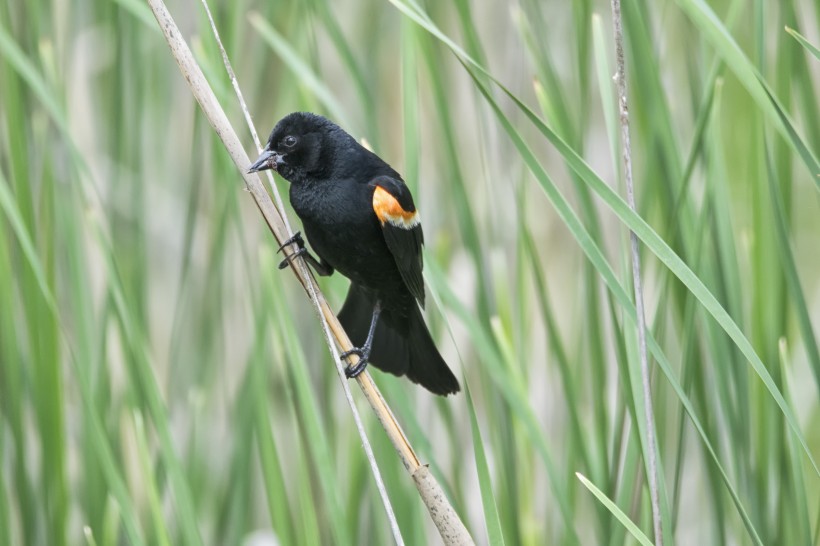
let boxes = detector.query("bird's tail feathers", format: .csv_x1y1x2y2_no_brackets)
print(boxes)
405,305,460,395
337,284,460,395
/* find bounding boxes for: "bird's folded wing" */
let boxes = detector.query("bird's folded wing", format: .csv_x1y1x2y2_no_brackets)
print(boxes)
370,176,426,307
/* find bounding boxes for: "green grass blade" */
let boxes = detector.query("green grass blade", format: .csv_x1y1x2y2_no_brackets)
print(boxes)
591,13,619,177
0,172,146,545
400,17,420,187
248,12,351,129
131,412,172,546
0,433,9,546
0,24,69,134
675,0,820,183
248,304,297,545
778,342,814,545
309,0,376,137
98,233,203,545
425,260,580,544
576,473,654,546
112,0,158,31
785,26,820,61
263,250,352,545
763,142,820,395
465,384,506,546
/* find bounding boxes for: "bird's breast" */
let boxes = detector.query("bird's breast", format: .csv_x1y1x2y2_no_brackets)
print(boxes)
290,179,373,230
290,180,406,293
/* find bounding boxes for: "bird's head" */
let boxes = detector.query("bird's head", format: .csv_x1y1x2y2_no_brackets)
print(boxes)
247,112,343,183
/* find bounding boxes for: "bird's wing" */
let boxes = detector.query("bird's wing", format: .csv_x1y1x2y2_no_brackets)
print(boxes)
369,176,426,307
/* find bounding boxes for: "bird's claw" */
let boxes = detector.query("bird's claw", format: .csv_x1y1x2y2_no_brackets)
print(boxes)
340,348,369,378
277,231,305,254
277,247,307,270
277,231,306,269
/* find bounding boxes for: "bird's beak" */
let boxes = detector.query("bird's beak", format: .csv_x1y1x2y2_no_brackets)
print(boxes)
247,150,282,174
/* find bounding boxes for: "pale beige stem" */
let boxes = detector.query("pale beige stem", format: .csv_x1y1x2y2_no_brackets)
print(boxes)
608,0,663,543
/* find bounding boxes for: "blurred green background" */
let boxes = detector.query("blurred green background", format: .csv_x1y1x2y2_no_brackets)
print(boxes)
1,0,819,544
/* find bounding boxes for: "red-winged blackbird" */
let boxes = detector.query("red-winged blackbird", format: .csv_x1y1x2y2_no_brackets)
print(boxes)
248,112,460,396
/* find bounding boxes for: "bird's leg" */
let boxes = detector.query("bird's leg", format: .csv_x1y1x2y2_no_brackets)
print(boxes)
277,231,333,276
340,301,382,378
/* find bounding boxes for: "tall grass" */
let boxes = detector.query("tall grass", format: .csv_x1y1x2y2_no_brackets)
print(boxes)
1,0,819,544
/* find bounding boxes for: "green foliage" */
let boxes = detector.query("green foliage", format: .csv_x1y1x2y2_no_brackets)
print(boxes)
1,0,818,544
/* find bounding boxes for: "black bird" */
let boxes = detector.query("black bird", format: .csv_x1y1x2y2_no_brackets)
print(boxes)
248,112,460,396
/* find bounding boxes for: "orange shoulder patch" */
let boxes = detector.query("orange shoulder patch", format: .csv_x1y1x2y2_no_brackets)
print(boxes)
373,186,419,229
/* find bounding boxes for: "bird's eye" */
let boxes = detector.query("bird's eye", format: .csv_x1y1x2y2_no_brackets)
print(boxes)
283,136,298,147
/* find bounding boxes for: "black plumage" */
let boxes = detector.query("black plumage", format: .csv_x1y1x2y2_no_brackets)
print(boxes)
248,112,459,396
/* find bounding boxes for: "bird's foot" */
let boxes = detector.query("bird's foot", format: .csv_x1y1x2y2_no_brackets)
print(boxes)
277,247,308,270
277,231,305,253
277,232,306,269
340,348,369,378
